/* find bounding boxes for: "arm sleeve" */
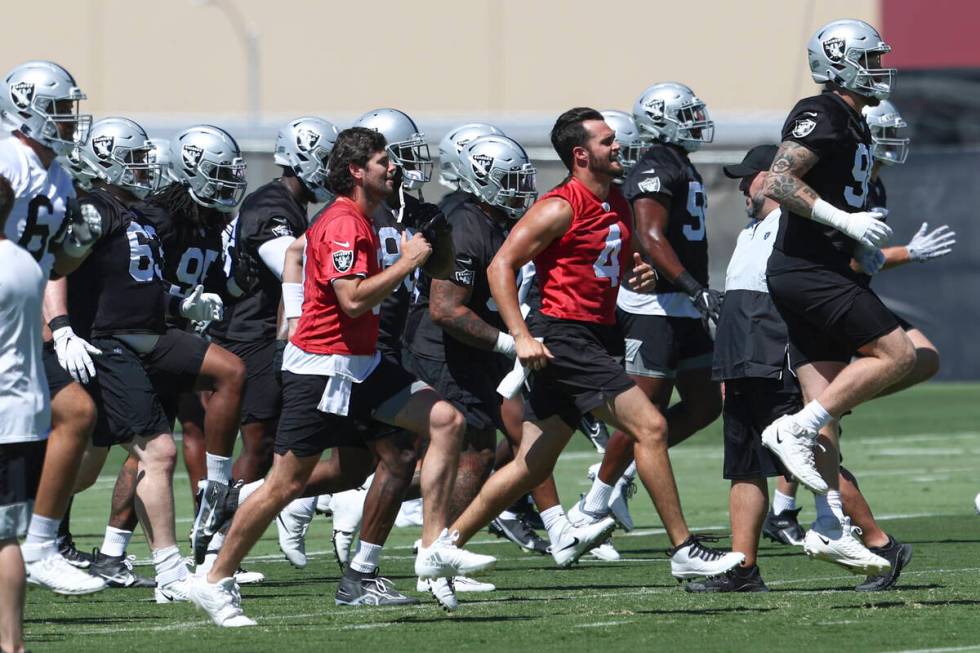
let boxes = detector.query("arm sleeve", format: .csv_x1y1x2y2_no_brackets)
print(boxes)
257,235,296,281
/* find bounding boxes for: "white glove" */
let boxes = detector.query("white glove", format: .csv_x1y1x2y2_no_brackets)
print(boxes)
907,222,956,262
855,245,885,275
180,285,224,322
52,325,101,384
61,202,104,257
811,199,893,248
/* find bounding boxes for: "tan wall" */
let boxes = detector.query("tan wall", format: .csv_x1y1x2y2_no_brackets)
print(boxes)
1,0,878,120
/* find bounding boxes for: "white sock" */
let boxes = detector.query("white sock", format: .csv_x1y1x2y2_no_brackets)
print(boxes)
498,510,518,521
285,496,316,520
152,545,188,586
349,541,383,574
621,461,637,481
540,506,569,544
100,527,133,557
206,453,232,484
794,400,832,433
25,514,60,548
814,490,845,524
583,479,614,514
238,479,264,506
772,490,797,516
209,529,225,552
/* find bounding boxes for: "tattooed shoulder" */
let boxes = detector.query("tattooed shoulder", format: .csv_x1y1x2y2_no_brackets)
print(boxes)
770,141,819,176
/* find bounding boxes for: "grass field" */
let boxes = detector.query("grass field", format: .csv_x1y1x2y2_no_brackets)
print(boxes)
23,383,980,653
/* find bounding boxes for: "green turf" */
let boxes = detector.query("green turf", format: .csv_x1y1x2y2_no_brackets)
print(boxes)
24,383,980,652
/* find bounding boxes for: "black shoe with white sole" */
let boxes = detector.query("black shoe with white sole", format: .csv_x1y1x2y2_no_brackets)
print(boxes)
89,550,156,588
685,564,770,593
762,508,805,546
489,515,550,555
855,536,912,592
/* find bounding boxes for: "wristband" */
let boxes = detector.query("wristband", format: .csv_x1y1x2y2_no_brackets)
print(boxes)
48,315,71,332
492,331,516,356
282,282,304,319
673,270,702,297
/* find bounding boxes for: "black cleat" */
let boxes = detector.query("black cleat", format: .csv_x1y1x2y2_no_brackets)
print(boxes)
57,535,94,569
762,508,805,546
89,550,156,588
854,536,912,592
489,515,550,555
335,568,420,606
190,479,239,564
684,564,770,593
510,494,545,531
579,413,610,453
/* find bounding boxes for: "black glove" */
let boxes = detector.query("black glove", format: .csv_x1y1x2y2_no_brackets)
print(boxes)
674,270,722,330
230,248,261,296
405,202,451,243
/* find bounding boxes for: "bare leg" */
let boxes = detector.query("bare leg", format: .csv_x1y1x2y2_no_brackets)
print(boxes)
839,466,888,548
0,540,25,653
127,433,178,550
301,448,375,496
359,431,417,545
449,427,496,521
195,344,246,458
500,395,559,510
874,329,939,398
178,391,207,504
730,479,768,567
233,420,276,483
32,384,95,523
107,454,140,532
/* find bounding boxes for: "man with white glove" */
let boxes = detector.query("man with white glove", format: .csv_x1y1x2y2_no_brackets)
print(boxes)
179,284,224,322
50,318,102,384
905,223,956,262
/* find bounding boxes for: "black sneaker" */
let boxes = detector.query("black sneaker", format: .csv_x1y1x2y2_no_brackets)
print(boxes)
191,479,239,564
335,568,420,606
89,550,156,588
511,494,545,531
762,508,805,546
854,536,912,592
580,413,610,453
57,535,94,569
685,564,770,593
489,515,550,555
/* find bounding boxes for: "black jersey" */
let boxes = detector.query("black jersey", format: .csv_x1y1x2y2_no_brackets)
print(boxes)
219,181,308,342
371,194,422,356
68,189,167,339
405,196,509,362
622,142,709,293
770,90,874,274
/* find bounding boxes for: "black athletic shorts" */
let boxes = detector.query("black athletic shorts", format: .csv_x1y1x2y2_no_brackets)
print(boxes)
767,266,899,367
144,328,211,425
88,338,171,447
617,310,714,379
220,338,283,425
275,356,415,458
42,342,74,398
722,375,799,480
0,440,47,540
524,314,635,429
404,350,509,433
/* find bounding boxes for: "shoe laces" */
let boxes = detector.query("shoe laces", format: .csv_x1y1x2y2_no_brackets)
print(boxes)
622,479,637,501
365,574,398,595
671,534,727,561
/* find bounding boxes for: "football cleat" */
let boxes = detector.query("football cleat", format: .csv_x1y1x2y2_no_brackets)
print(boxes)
57,535,93,569
395,498,424,528
335,569,419,606
196,552,264,585
609,477,637,532
190,480,237,565
550,517,617,568
154,576,192,603
428,576,458,612
276,497,314,568
25,548,107,595
489,515,550,555
803,517,891,575
855,536,912,592
89,550,155,588
332,530,356,571
974,492,980,515
580,413,610,453
415,529,496,579
316,494,333,516
762,508,806,546
669,535,745,580
189,576,256,627
684,564,770,593
418,576,495,593
567,495,609,525
589,537,621,561
761,416,828,494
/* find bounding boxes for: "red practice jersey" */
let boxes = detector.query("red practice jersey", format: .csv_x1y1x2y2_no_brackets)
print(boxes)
291,196,381,355
534,178,632,325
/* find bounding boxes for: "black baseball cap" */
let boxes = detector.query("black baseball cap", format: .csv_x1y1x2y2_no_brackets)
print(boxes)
722,144,779,179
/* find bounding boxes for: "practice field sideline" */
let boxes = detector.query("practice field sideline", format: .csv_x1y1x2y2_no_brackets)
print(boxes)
25,383,980,652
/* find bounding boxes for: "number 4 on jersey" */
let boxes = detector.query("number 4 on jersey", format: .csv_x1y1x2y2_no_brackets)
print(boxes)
594,224,622,287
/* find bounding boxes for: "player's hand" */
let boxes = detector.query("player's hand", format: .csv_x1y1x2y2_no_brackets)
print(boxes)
52,325,101,384
626,253,657,293
515,332,553,371
62,201,103,257
846,210,893,248
691,288,723,330
907,222,956,262
400,231,432,268
854,244,885,275
180,285,224,322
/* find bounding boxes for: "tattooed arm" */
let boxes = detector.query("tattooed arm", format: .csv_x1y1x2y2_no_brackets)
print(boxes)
429,278,500,351
763,141,821,215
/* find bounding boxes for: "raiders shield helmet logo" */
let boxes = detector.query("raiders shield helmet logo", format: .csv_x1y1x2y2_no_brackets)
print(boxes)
181,144,204,169
823,37,846,63
471,153,494,183
332,249,354,273
792,118,817,138
296,128,320,153
10,82,34,110
644,98,666,123
92,135,114,160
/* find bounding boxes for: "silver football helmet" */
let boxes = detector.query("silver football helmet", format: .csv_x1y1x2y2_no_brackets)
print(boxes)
437,122,504,190
808,19,895,100
632,82,714,152
0,60,91,155
274,116,339,202
63,148,96,191
458,135,537,220
149,138,179,184
863,100,909,165
170,125,247,212
600,110,647,175
77,117,161,199
354,108,432,191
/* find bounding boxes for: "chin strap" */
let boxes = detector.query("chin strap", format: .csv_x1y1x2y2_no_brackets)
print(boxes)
396,184,406,224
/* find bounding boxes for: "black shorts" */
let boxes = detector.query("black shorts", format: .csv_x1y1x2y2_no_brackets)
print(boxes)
42,342,74,398
0,440,46,540
524,314,635,429
275,357,415,458
767,267,900,367
144,328,211,425
88,338,171,447
617,310,714,378
722,376,799,480
404,350,509,433
220,338,284,425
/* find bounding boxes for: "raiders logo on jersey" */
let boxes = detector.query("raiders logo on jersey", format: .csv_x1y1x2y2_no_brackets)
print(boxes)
332,249,354,273
792,118,817,138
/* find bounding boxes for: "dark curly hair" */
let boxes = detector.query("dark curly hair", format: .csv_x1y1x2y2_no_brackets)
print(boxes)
326,127,387,197
146,182,230,237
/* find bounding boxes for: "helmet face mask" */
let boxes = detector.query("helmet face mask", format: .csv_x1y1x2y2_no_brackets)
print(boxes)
274,117,339,202
77,117,161,199
171,125,248,212
808,20,896,100
863,100,909,165
633,83,714,153
459,135,537,220
1,61,92,155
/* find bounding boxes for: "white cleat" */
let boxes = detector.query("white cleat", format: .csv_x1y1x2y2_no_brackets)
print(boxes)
315,493,333,516
395,498,424,528
189,576,256,627
332,529,356,571
234,567,265,584
418,575,495,593
974,492,980,515
330,484,368,569
415,529,496,579
590,538,621,561
155,576,192,603
567,496,609,527
550,517,617,568
277,497,314,568
24,549,107,595
427,576,458,612
609,477,636,532
761,415,829,494
669,535,745,580
803,517,891,575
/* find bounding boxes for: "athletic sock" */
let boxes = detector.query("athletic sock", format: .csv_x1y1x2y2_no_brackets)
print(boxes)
540,506,569,544
349,541,383,574
25,514,60,549
621,461,637,481
238,479,264,506
498,510,519,521
582,479,614,514
814,490,845,525
152,545,188,587
772,490,797,516
285,496,316,520
794,400,832,433
209,529,225,552
206,453,232,484
100,527,133,557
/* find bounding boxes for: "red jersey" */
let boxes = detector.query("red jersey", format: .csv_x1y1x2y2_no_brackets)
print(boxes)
534,178,632,325
291,196,381,355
